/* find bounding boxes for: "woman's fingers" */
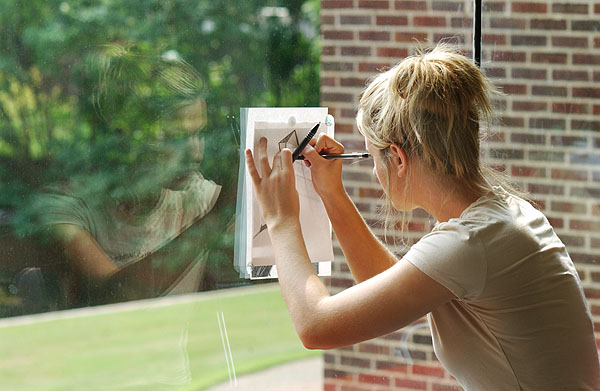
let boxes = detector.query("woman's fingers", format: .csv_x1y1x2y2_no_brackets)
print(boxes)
315,133,344,154
280,148,293,170
245,149,261,185
257,137,272,177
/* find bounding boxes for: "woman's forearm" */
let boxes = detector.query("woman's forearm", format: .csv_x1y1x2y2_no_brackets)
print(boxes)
322,190,396,282
267,221,331,345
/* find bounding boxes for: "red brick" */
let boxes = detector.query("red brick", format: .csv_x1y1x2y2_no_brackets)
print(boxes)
377,47,409,58
321,15,335,25
335,124,356,133
484,2,505,12
484,67,506,78
340,15,372,25
432,384,462,391
512,166,546,178
490,18,527,29
551,168,588,181
570,220,600,231
596,4,600,13
594,105,600,115
376,360,408,372
324,368,350,378
340,77,367,87
483,34,507,45
432,1,463,11
595,37,600,48
512,68,547,80
530,19,567,30
489,148,525,160
547,217,564,229
553,70,589,81
497,83,527,95
512,101,547,111
572,120,600,131
395,32,428,42
528,184,564,195
358,342,390,354
490,51,526,62
552,103,588,114
551,201,587,214
414,17,447,27
512,35,547,46
551,36,588,48
322,46,336,56
395,378,427,390
323,30,354,40
412,364,446,378
376,16,408,26
512,2,547,13
529,118,566,131
531,85,567,97
322,62,354,71
358,374,390,385
358,31,390,41
433,33,465,44
532,52,567,64
450,17,472,28
500,116,524,127
572,20,600,31
511,133,546,144
573,54,600,66
341,356,372,368
322,0,354,9
341,107,359,117
395,1,427,10
358,62,391,73
341,46,372,56
321,77,336,87
552,3,589,14
573,88,600,99
358,0,390,9
550,135,588,147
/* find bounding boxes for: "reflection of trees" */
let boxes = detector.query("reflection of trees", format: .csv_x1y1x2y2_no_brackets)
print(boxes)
0,0,320,315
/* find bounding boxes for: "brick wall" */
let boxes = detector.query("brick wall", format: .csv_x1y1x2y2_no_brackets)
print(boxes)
320,1,600,389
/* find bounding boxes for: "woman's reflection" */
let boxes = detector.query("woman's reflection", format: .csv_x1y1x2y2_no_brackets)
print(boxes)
29,45,221,309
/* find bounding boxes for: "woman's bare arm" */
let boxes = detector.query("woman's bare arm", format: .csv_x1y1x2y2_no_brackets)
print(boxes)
245,141,454,349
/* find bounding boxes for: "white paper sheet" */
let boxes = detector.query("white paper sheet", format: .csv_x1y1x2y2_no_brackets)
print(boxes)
234,108,334,279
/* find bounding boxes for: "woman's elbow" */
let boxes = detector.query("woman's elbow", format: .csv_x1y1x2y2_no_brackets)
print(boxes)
296,321,340,350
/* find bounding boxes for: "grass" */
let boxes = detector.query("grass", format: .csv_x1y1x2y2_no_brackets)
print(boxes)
0,284,319,390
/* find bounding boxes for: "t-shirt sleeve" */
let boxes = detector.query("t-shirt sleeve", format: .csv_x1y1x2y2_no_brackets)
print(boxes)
403,222,487,299
33,191,96,235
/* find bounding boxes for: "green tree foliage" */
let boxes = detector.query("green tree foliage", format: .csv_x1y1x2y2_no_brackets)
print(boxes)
0,0,320,218
0,0,320,295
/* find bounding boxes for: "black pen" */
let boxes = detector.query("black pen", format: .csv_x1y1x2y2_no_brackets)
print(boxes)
295,153,371,160
292,123,320,162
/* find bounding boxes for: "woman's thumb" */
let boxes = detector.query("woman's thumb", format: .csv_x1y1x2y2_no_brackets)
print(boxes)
302,143,321,163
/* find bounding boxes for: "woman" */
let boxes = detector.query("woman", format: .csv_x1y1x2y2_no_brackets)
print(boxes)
246,44,599,390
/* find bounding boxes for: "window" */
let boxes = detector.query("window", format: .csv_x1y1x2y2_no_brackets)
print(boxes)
0,1,321,389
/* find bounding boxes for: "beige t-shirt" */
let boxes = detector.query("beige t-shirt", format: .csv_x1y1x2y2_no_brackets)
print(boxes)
404,187,599,391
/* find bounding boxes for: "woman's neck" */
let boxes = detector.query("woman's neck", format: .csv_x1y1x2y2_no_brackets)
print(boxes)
409,165,489,223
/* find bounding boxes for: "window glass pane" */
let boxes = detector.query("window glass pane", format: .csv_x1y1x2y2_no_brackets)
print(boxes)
0,1,322,389
321,0,599,390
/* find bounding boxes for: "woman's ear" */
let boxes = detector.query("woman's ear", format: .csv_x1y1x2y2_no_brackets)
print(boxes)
388,144,408,177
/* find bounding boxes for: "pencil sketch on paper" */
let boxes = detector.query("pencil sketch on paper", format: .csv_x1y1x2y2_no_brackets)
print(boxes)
234,107,335,280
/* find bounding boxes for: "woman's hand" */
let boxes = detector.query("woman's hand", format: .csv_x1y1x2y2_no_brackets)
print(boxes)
245,137,300,230
301,134,346,201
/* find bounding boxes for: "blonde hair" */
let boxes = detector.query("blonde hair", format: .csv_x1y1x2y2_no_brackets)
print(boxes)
356,43,506,235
